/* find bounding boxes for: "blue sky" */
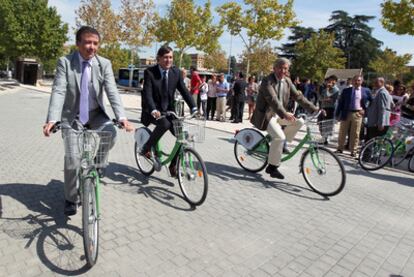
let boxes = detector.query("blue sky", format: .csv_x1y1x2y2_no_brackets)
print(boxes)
48,0,414,65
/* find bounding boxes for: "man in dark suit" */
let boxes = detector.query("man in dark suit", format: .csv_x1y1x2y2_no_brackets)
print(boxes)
232,72,248,123
335,75,372,157
140,45,196,176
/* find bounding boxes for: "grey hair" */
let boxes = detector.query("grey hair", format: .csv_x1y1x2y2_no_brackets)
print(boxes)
353,74,364,81
377,77,385,84
273,58,291,68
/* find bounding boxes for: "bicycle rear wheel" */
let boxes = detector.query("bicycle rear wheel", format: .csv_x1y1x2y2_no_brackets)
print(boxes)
358,137,394,171
408,153,414,172
234,139,268,173
82,177,99,268
177,148,208,206
301,146,346,197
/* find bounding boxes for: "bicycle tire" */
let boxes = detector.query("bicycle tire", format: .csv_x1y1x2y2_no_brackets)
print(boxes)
134,127,155,176
408,153,414,173
358,137,394,171
177,148,208,206
391,142,407,166
82,177,99,268
234,132,268,173
301,146,346,197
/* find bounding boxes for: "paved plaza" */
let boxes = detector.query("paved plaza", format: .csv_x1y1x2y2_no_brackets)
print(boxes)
1,86,414,277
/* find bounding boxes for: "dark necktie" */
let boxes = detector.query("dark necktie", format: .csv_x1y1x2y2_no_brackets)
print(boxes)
161,70,168,111
79,60,90,124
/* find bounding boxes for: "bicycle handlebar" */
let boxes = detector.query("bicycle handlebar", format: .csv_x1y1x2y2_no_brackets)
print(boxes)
50,119,124,134
156,111,201,121
296,110,323,122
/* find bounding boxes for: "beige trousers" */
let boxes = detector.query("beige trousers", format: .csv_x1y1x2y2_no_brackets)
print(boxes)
337,111,363,153
216,97,227,121
267,116,304,166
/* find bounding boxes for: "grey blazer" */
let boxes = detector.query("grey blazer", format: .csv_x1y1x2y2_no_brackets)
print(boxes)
366,87,392,127
46,51,126,125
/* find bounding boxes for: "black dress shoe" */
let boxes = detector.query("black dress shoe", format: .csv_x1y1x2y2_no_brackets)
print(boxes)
169,164,177,178
231,120,239,123
283,147,291,154
335,149,343,154
64,201,77,216
265,164,285,179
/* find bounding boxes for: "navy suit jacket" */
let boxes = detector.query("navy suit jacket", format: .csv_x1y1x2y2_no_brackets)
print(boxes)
141,65,195,126
335,86,372,121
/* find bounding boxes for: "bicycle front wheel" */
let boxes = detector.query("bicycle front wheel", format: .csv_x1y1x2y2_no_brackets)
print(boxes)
234,140,269,173
135,142,155,176
358,137,394,171
177,148,208,206
82,177,99,268
301,146,346,197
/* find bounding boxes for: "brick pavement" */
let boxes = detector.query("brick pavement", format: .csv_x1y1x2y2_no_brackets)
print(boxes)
0,86,414,277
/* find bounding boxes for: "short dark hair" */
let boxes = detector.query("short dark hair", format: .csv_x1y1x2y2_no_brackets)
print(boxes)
238,72,244,79
76,26,100,43
157,45,173,58
327,75,338,81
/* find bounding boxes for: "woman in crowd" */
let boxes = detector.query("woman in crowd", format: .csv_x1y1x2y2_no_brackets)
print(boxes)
246,76,259,120
206,74,217,120
390,83,409,126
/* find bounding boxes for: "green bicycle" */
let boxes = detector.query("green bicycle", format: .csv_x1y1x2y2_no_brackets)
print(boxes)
358,118,414,172
134,111,208,206
234,112,346,197
52,120,121,268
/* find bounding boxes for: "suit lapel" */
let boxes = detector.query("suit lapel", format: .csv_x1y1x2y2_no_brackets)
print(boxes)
91,56,101,97
72,52,81,94
167,69,174,96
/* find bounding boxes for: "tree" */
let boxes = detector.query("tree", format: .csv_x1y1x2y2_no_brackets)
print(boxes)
98,44,131,76
241,41,277,78
291,31,346,82
369,48,412,79
155,0,222,68
278,26,316,59
217,0,297,77
173,51,191,69
325,10,382,70
120,0,158,64
204,49,228,72
0,0,68,72
76,0,121,46
381,0,414,35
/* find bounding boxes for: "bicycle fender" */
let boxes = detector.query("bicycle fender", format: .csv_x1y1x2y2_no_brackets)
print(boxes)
235,128,265,150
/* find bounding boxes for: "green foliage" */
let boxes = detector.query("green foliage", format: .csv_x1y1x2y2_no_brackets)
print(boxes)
369,48,412,79
241,41,277,77
279,26,316,59
325,10,382,70
217,0,298,76
291,31,346,82
381,0,414,35
98,44,131,75
0,0,68,67
173,51,191,69
204,49,228,72
155,0,222,68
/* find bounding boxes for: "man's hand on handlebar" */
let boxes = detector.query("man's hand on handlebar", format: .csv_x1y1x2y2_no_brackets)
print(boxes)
43,122,56,137
319,109,327,117
284,112,296,122
151,110,161,119
119,119,134,132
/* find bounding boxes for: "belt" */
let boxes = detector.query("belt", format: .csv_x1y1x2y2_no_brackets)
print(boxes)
217,95,227,98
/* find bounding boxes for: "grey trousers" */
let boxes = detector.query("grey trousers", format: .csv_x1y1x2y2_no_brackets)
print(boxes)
63,122,117,203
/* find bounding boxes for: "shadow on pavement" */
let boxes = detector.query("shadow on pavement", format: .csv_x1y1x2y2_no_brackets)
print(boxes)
342,159,414,188
0,180,90,275
205,161,328,201
103,162,195,211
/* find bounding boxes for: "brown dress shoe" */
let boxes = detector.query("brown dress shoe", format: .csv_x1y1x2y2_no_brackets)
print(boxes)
169,164,177,178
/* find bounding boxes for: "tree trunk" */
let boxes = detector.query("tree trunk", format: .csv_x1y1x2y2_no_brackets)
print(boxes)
179,50,184,69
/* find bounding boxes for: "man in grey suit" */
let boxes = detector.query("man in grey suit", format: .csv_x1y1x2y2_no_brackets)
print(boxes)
366,77,393,141
43,26,133,216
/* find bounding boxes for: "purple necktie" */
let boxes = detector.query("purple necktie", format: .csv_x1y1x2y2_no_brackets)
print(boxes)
79,60,90,124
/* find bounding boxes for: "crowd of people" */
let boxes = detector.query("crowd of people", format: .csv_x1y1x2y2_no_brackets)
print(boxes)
179,66,414,159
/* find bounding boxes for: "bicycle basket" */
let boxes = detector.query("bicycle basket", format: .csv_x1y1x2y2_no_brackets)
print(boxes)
62,130,113,169
173,117,206,143
308,119,336,142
